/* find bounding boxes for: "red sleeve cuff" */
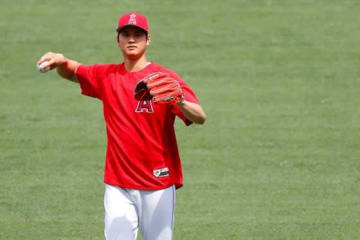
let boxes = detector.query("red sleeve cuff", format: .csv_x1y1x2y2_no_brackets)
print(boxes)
76,65,101,99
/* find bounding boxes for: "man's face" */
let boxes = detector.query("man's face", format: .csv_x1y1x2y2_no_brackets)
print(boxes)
117,26,150,60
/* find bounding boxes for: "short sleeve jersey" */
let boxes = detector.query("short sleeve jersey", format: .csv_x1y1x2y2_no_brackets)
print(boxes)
76,62,199,190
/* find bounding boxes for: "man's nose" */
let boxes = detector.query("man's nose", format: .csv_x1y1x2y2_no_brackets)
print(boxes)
128,35,136,42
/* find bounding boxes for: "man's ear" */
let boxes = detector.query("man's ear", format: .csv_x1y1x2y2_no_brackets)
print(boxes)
146,34,151,46
116,32,120,45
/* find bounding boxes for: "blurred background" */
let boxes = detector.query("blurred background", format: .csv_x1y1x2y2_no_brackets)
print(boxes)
1,0,360,239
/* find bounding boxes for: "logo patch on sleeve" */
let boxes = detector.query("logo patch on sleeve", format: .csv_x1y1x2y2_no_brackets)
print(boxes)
153,167,170,178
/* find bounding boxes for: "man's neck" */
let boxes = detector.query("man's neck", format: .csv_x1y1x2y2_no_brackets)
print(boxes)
124,55,149,72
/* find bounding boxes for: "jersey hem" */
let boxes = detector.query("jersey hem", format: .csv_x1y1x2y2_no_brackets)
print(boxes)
104,179,183,191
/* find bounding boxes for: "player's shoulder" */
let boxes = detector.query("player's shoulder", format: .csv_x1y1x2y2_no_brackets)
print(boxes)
81,63,125,76
92,63,124,71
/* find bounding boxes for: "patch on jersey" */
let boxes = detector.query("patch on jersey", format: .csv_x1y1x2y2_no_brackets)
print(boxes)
153,167,170,178
135,100,154,113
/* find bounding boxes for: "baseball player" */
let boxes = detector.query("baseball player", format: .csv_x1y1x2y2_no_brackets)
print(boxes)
37,12,206,240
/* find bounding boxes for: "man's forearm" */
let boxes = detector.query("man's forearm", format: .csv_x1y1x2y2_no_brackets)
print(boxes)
177,100,206,124
56,59,80,83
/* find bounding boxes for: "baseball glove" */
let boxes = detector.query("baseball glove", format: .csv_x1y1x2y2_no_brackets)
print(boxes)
134,72,184,104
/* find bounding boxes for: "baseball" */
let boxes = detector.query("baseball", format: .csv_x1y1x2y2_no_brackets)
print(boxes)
37,61,51,73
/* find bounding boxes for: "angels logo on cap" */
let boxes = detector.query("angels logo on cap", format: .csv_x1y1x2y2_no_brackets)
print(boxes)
128,14,137,25
117,12,149,33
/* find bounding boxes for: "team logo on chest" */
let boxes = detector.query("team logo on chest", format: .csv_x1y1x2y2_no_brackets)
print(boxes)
135,100,154,113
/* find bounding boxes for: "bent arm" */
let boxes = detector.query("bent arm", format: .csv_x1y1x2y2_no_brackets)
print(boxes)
37,52,81,83
177,100,206,125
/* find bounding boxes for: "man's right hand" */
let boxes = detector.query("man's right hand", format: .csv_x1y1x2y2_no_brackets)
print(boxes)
37,52,66,71
37,52,80,82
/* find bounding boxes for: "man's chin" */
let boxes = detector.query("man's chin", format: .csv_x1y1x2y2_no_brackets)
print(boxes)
126,52,144,60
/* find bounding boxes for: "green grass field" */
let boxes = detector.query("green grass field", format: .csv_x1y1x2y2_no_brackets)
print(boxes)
1,0,360,239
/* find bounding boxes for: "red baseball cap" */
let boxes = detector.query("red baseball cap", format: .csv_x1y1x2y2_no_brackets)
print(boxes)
117,12,149,34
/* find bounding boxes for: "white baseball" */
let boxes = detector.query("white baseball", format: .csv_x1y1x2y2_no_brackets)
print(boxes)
37,61,51,73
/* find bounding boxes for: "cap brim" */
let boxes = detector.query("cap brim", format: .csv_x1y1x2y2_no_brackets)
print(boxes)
116,24,148,34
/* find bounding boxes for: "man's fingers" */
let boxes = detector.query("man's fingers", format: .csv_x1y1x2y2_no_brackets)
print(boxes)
37,52,58,73
37,52,64,72
37,52,56,65
37,60,51,73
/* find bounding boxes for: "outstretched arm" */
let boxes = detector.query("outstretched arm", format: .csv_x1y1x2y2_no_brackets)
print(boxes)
177,100,206,125
37,52,81,83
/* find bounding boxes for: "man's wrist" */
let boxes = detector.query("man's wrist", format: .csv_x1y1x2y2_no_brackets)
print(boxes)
176,98,185,106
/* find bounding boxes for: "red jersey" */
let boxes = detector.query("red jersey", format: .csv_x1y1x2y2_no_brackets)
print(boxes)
76,62,199,190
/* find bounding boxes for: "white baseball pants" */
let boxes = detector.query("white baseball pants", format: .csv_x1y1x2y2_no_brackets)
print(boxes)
104,184,176,240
